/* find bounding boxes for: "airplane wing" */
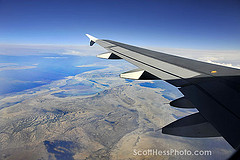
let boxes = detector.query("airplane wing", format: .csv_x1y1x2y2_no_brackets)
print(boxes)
86,34,240,149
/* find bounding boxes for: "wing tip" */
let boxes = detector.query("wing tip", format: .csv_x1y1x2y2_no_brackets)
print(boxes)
86,34,98,42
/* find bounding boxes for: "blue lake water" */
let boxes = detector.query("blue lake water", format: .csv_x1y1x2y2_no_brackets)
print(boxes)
44,140,78,160
139,81,183,100
0,55,105,95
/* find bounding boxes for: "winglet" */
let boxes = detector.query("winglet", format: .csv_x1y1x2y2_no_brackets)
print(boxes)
86,34,98,46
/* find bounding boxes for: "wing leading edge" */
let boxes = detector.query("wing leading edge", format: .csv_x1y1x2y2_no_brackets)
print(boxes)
86,34,240,149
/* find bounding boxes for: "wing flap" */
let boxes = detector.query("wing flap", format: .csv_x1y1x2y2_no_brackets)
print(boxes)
111,46,201,79
170,97,195,108
162,113,221,137
111,49,182,81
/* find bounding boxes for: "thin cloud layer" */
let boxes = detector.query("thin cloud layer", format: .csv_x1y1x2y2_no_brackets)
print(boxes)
0,44,106,56
0,44,239,67
0,65,37,71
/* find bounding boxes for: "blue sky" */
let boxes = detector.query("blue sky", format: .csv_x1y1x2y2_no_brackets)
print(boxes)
0,0,240,49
